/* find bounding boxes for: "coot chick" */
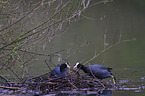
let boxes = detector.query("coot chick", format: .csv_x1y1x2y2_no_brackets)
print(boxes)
74,62,116,84
50,63,70,78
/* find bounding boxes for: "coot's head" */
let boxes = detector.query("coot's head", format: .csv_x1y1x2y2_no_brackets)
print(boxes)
60,63,70,72
73,62,82,69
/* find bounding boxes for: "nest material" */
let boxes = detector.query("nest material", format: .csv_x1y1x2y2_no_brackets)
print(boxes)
26,71,112,94
0,71,114,95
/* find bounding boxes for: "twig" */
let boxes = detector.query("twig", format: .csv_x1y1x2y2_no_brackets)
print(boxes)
0,86,21,90
45,60,52,71
88,64,106,88
0,75,10,86
67,79,78,89
84,41,120,65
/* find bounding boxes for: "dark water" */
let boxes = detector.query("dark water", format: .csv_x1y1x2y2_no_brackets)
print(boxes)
47,0,145,95
1,0,145,95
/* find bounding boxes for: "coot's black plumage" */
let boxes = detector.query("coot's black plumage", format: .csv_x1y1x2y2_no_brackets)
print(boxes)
50,63,70,78
74,62,116,84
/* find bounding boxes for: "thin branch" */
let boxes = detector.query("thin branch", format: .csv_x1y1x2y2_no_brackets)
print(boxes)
88,64,106,88
84,41,120,65
0,2,41,33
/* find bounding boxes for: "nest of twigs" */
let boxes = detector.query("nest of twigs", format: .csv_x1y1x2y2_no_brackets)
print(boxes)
0,71,114,95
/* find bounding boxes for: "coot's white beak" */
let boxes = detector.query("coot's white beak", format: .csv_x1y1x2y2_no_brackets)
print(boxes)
73,62,79,69
65,63,70,68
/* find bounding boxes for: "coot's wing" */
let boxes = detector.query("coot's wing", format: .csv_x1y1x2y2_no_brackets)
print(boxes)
90,64,112,71
60,69,69,77
51,64,69,78
50,64,60,77
87,64,107,72
88,65,112,79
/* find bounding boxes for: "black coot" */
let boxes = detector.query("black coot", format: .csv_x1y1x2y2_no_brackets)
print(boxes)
74,62,116,84
50,63,70,78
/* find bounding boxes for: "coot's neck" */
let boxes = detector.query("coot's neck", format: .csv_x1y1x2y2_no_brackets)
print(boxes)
80,64,90,73
60,63,66,72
